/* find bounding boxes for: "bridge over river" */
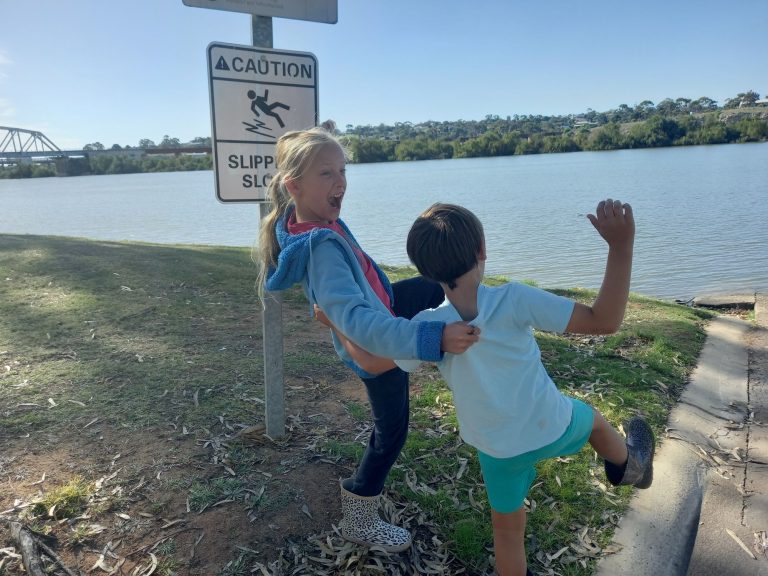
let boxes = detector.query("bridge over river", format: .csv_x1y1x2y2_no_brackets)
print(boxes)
1,126,210,175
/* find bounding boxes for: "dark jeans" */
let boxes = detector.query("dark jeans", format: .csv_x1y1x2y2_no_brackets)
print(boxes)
344,276,444,497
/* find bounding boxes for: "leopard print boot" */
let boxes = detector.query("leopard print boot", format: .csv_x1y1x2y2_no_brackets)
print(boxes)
605,416,655,489
339,482,412,552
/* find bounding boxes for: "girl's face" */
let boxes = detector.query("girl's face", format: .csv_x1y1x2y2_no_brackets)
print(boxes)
289,143,346,224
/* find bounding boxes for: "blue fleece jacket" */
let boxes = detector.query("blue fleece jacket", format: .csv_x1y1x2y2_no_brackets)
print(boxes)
265,207,445,377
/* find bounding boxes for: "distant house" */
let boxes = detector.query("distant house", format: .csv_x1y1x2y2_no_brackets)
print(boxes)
572,117,597,127
739,96,767,108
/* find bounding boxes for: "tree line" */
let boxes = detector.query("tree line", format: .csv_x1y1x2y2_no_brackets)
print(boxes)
0,135,213,179
81,136,212,151
2,91,765,178
344,91,768,162
0,154,211,179
346,114,767,162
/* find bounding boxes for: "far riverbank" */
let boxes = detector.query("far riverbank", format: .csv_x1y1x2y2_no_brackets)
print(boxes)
2,108,767,179
2,143,767,301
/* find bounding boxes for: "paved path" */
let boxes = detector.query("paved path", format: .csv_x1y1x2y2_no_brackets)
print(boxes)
597,294,768,576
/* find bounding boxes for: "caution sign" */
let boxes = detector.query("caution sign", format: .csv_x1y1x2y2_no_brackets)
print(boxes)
207,43,318,202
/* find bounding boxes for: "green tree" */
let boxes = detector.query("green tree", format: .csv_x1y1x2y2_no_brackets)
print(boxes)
65,157,91,176
542,134,581,153
691,97,718,112
740,91,760,106
515,135,545,155
159,135,181,148
88,156,113,174
0,163,55,178
394,137,453,161
734,118,768,142
625,117,682,148
455,131,517,158
350,138,396,163
635,100,655,119
588,123,623,150
612,104,634,122
675,98,692,114
656,99,678,116
695,118,730,144
724,91,760,109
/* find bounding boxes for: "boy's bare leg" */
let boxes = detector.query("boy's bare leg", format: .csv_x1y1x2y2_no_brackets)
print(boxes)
589,408,628,465
491,507,527,576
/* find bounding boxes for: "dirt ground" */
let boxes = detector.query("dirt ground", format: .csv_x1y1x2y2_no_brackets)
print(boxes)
0,310,399,575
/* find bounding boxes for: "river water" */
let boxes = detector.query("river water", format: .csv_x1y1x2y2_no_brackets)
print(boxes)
2,142,766,301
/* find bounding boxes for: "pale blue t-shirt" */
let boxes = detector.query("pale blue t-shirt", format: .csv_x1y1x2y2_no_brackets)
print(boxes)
396,282,576,458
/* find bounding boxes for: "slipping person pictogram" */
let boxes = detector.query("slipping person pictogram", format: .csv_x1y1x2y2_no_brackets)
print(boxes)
248,89,290,128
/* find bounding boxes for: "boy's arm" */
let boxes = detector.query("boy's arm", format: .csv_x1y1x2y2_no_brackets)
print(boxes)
314,305,396,374
566,199,634,335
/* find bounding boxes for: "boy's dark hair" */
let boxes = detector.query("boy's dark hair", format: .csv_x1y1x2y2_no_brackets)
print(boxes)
406,203,484,290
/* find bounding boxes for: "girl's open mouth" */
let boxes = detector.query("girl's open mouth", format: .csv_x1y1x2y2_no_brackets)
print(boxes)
329,194,343,209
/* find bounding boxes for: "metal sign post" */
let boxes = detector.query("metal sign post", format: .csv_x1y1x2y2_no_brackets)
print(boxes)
252,15,284,439
260,217,285,438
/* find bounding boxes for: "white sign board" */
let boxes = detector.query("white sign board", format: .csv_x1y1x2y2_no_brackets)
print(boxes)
207,43,318,202
183,0,337,24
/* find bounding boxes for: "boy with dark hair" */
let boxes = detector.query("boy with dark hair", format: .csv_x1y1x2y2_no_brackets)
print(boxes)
318,200,654,576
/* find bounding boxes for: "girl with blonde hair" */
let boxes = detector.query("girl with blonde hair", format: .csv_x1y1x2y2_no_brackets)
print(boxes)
257,122,479,551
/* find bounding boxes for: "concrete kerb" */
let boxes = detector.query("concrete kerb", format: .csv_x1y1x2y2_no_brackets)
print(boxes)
596,294,768,576
744,293,768,567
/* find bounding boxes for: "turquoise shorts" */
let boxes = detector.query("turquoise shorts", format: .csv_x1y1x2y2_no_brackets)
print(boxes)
477,398,595,514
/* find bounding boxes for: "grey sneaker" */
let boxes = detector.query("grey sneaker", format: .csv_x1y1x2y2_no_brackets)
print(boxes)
605,417,655,488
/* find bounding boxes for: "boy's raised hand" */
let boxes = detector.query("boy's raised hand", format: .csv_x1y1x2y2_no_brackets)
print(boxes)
442,322,481,354
587,199,634,248
566,198,635,335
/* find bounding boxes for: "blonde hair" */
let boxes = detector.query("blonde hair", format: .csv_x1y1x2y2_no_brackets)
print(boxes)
255,121,345,299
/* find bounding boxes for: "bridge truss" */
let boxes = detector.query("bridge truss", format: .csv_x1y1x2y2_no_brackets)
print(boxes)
0,126,61,156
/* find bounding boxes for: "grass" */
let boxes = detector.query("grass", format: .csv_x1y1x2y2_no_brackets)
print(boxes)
0,234,713,575
188,477,248,512
343,400,370,422
0,235,279,438
30,476,91,520
315,285,712,574
408,289,709,573
219,549,261,576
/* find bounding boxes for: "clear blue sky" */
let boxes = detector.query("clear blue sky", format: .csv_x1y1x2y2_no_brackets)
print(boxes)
2,0,766,149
